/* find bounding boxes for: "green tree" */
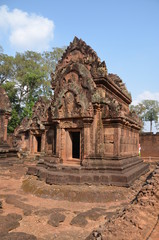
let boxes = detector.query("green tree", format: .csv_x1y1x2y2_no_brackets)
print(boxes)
1,46,65,133
142,100,159,132
7,108,20,133
130,100,159,132
14,51,46,105
2,81,21,133
0,46,14,84
42,47,66,96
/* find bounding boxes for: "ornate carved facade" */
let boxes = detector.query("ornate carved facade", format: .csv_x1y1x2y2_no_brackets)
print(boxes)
18,37,148,185
14,97,50,155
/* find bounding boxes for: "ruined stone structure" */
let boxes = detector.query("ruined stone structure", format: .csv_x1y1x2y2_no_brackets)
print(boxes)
14,97,50,156
0,87,11,144
140,132,159,162
24,37,148,186
0,86,17,158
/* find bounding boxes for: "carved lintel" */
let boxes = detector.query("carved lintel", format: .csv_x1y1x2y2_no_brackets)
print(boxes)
59,119,83,129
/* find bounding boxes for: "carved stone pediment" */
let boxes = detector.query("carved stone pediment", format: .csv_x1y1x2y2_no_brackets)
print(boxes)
59,120,84,129
51,79,94,119
30,117,45,130
32,97,50,121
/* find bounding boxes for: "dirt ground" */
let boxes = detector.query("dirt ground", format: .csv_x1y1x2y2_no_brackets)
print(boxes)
0,160,159,240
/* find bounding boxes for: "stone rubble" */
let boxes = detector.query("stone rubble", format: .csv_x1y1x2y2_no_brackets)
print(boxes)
86,164,159,240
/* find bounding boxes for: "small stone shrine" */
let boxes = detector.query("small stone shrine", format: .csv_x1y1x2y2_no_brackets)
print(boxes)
14,97,50,155
26,37,148,186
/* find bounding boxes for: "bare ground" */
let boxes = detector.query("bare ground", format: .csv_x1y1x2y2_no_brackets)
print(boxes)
0,160,158,240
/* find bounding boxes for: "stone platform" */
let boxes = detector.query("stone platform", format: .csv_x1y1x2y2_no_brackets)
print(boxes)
0,144,20,167
27,157,149,187
0,142,19,166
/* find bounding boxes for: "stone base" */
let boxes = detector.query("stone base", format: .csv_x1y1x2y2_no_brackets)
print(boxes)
0,142,18,158
0,143,19,166
27,156,149,187
0,149,18,158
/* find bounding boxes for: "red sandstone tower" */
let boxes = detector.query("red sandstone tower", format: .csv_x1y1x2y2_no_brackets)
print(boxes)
25,37,149,186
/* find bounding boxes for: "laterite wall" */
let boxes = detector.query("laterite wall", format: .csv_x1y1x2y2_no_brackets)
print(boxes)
139,132,159,161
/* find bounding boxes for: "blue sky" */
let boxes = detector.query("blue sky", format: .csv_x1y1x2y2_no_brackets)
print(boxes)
0,0,159,107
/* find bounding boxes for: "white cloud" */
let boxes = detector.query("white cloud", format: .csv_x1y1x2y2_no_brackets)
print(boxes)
132,91,159,105
0,5,54,52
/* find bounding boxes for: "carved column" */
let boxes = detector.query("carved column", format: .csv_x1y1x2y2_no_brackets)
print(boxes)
0,115,4,143
4,116,8,142
56,125,60,158
0,116,2,143
30,134,34,154
41,131,45,153
93,104,103,156
83,124,89,159
60,128,66,162
91,104,99,156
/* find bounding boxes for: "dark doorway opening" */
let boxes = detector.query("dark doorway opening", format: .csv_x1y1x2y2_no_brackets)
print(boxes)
36,136,41,152
71,132,80,159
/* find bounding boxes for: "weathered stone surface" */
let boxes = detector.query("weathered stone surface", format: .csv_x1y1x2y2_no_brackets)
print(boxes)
0,86,11,146
14,97,50,155
0,86,12,113
0,86,18,158
5,194,35,215
0,213,22,234
140,132,159,162
86,164,159,240
0,232,37,240
34,208,65,216
28,161,148,186
0,162,158,240
48,210,66,227
70,208,106,227
70,214,88,227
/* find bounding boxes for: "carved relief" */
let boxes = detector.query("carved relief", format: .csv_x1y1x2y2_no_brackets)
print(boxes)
59,120,83,129
30,117,45,130
32,97,50,121
60,91,81,118
51,76,94,119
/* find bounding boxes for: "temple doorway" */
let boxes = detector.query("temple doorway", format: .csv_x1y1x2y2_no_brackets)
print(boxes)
65,130,81,163
36,136,41,152
71,132,80,159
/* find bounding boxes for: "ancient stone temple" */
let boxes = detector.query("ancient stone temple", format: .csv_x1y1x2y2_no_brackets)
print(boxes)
26,37,148,186
0,86,17,158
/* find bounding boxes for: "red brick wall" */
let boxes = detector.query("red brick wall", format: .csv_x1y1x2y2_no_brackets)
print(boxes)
140,133,159,158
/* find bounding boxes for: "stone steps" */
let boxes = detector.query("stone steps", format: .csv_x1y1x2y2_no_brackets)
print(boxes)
36,157,144,175
0,157,23,167
27,161,149,187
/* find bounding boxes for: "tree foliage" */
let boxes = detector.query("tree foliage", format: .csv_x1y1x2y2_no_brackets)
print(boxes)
0,47,15,84
130,100,159,132
0,46,65,133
